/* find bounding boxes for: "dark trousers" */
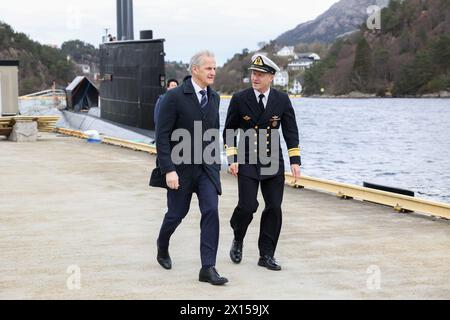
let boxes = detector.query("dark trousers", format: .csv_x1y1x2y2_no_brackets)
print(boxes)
157,169,219,268
230,174,285,257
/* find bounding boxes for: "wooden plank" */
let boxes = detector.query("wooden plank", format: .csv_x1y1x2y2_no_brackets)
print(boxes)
0,118,13,127
0,128,12,136
0,116,59,134
56,128,88,139
102,136,157,155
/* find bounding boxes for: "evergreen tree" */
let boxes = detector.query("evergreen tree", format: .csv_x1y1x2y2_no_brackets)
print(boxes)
351,37,372,92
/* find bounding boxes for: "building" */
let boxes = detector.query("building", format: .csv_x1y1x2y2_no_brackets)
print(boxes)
66,76,99,112
296,52,321,61
276,46,295,57
288,58,315,71
289,79,303,95
273,70,289,87
77,64,91,74
0,61,19,116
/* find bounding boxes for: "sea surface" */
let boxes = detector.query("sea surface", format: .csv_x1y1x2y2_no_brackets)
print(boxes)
219,98,450,204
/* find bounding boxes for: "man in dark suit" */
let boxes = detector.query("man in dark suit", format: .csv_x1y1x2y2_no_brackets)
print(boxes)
154,78,179,135
223,54,301,271
154,50,228,285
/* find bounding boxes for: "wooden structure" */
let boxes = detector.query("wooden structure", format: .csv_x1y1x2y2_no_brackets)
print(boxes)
0,116,60,137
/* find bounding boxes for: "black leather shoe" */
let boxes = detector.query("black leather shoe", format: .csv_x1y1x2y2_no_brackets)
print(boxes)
157,246,172,270
258,255,282,271
199,267,229,285
230,240,243,264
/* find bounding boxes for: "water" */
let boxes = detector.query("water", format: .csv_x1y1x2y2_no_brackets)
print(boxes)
219,98,450,204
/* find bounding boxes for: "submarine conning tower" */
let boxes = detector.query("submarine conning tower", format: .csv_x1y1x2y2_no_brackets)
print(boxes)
99,0,166,131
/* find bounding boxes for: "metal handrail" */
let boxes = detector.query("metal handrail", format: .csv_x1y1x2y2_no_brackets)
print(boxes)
20,89,66,98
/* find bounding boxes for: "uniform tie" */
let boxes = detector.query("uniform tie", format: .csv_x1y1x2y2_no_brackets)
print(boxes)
200,90,208,109
258,94,265,114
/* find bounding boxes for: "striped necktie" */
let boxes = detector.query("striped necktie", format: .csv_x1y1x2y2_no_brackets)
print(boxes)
200,90,208,109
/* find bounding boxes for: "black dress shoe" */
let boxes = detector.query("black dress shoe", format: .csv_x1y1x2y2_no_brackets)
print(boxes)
258,255,282,271
199,267,229,285
230,240,243,264
157,247,172,270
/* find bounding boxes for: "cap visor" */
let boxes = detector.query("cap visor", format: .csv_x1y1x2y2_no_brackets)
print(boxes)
248,66,270,73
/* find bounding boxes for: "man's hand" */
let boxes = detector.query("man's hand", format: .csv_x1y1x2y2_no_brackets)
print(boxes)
291,164,301,182
229,163,239,177
166,171,180,190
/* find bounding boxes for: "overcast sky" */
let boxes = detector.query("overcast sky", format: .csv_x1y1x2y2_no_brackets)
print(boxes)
1,0,339,65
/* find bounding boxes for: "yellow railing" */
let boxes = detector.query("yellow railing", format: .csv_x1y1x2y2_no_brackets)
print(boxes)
285,174,450,220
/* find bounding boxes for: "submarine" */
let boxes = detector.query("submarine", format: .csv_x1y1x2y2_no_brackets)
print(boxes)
99,0,166,132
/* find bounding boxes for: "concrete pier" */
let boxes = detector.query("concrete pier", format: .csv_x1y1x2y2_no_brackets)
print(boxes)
0,133,449,299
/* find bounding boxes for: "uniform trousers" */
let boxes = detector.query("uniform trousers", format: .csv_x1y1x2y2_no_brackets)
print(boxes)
230,173,285,257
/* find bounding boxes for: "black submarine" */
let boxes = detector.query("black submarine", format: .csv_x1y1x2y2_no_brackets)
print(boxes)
99,0,166,131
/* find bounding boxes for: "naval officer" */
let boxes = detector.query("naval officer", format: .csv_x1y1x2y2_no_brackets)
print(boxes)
223,54,302,271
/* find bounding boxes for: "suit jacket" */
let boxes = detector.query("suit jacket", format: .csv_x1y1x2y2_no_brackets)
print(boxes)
152,77,222,195
223,87,301,181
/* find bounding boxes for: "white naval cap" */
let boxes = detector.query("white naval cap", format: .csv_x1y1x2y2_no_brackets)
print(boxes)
248,54,281,75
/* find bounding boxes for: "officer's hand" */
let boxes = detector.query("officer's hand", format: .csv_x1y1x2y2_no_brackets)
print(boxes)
291,164,301,182
166,171,180,190
229,163,239,177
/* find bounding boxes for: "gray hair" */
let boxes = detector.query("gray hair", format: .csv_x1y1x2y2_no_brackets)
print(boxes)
189,50,215,73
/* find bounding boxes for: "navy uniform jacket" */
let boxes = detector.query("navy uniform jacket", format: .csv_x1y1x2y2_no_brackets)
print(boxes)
156,77,222,195
223,87,301,181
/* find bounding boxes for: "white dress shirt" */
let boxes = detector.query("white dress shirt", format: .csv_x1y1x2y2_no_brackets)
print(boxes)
192,78,207,104
254,88,271,108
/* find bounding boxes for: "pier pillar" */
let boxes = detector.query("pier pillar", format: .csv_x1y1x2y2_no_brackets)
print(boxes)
9,120,38,142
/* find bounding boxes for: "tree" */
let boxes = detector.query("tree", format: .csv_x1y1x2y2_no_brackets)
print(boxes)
394,51,434,95
351,37,372,91
303,40,343,95
303,64,324,95
373,48,390,82
430,35,450,74
61,40,99,64
0,21,77,94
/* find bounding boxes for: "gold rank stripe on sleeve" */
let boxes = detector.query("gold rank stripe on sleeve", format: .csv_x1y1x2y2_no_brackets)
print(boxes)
226,147,238,157
288,147,301,158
